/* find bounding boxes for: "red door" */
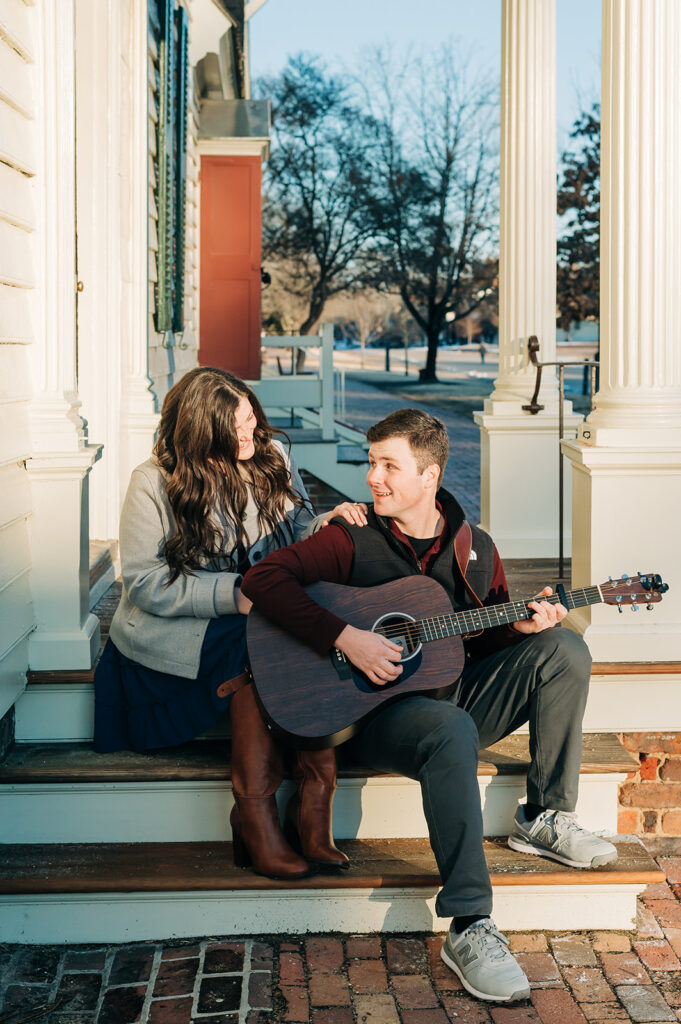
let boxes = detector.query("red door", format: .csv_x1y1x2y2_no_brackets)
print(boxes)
200,155,262,379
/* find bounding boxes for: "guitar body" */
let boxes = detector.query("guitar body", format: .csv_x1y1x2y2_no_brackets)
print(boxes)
247,576,465,748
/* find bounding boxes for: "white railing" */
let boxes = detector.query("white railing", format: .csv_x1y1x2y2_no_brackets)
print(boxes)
252,324,335,440
334,368,346,423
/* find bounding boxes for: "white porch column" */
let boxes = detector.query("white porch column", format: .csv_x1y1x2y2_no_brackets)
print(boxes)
474,0,581,557
120,0,160,496
26,0,100,670
74,0,124,542
563,0,681,661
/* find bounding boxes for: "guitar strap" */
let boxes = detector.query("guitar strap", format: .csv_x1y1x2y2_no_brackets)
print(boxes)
453,521,484,637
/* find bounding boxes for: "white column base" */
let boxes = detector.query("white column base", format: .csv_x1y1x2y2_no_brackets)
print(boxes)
27,614,100,672
562,439,681,662
474,403,583,558
25,447,102,671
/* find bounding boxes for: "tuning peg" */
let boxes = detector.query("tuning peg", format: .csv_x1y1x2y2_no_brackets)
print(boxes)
632,604,639,612
647,603,654,611
617,605,623,614
622,573,630,584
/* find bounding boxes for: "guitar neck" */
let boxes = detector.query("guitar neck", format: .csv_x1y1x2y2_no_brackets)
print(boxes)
419,586,603,642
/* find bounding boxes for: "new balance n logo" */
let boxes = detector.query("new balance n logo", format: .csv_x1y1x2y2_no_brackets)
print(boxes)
458,942,479,968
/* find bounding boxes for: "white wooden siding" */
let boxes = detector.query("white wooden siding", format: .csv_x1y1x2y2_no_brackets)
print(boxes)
0,0,37,719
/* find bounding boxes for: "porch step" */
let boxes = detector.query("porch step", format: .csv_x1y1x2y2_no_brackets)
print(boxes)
0,837,662,943
17,656,681,743
0,735,635,843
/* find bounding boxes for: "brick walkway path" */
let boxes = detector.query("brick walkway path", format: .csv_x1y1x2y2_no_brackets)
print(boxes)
2,855,680,1024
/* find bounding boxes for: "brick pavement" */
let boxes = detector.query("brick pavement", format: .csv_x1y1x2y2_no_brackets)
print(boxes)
2,857,681,1024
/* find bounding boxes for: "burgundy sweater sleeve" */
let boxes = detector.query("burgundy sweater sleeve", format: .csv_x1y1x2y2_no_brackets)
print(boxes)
463,545,527,659
241,524,354,655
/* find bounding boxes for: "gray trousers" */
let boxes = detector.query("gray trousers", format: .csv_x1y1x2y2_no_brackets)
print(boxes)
347,628,591,918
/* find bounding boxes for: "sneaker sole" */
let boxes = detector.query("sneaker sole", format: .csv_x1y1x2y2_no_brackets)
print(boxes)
440,944,530,1003
508,834,618,869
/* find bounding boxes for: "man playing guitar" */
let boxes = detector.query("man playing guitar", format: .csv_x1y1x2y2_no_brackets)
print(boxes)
240,408,617,1004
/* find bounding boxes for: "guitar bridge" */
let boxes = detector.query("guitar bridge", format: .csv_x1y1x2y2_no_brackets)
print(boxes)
330,647,352,680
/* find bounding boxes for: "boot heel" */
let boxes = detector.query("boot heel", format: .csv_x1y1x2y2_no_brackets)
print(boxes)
231,826,252,869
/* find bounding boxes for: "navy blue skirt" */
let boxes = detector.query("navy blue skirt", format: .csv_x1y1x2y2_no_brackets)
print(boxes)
93,614,248,753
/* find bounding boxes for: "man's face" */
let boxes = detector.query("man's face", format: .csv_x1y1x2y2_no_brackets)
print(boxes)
366,436,438,521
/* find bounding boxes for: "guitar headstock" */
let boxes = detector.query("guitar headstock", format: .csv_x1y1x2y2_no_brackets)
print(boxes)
600,572,669,612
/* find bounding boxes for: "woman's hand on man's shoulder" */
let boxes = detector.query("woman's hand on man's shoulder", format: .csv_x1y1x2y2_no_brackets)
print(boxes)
321,502,368,528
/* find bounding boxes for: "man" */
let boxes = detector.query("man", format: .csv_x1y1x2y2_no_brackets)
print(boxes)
241,409,616,1004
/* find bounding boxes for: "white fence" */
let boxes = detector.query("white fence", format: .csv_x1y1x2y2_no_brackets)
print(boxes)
252,324,335,440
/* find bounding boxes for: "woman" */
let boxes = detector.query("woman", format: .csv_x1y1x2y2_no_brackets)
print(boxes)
94,367,366,879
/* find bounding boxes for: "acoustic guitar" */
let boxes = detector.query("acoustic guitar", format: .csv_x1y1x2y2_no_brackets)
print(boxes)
247,572,668,748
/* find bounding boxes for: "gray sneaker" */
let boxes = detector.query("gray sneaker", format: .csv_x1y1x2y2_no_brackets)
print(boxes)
440,918,530,1003
508,806,618,868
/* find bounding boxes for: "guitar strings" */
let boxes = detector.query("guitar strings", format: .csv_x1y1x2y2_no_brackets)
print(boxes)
372,587,605,643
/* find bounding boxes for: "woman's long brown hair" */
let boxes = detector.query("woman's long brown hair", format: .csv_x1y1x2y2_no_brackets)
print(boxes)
153,367,308,581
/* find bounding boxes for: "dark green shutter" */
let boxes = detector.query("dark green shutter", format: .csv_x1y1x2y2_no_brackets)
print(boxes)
172,5,189,334
152,0,189,339
156,0,175,334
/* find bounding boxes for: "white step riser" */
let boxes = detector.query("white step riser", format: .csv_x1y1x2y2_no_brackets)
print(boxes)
15,675,681,742
0,884,645,944
0,774,625,844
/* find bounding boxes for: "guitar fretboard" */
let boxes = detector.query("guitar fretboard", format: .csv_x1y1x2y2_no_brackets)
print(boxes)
415,586,603,642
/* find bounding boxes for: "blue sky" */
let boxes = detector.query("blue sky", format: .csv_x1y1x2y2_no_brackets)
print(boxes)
249,0,601,152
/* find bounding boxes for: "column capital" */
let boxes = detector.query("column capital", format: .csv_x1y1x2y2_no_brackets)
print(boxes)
24,444,102,480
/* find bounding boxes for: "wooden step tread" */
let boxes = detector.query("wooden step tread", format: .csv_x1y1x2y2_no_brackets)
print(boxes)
26,659,681,686
0,838,662,896
0,734,636,784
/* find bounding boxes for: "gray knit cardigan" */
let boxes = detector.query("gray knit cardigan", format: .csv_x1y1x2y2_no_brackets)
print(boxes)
109,442,318,678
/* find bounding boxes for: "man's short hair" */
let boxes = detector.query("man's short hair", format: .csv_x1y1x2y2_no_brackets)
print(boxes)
367,408,449,482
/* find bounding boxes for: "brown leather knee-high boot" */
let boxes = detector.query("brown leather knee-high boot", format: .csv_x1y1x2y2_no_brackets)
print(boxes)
229,683,310,880
285,748,350,870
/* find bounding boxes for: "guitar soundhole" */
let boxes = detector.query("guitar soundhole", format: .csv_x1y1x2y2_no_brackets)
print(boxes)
372,612,422,662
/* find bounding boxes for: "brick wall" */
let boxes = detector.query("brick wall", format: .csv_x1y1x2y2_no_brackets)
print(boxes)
618,732,681,837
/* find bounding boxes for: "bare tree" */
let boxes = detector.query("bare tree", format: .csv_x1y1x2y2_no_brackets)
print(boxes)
259,56,375,348
261,259,313,336
359,48,499,381
557,104,600,333
325,290,404,367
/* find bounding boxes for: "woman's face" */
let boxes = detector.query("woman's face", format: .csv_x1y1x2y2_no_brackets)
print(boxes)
234,396,257,461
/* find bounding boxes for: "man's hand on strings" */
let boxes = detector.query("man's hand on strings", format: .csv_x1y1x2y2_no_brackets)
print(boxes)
334,624,403,686
512,586,567,634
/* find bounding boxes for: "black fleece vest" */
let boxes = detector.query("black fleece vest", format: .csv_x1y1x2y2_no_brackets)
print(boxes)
333,506,495,614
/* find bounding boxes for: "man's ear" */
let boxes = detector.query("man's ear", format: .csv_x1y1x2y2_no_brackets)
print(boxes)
423,463,440,490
